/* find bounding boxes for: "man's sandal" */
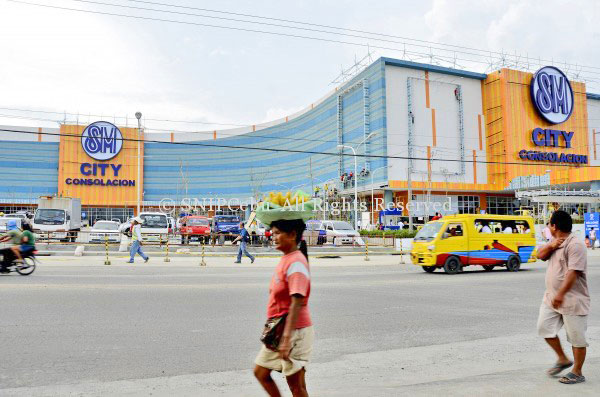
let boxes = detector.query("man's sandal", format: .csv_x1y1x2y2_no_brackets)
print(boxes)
559,372,586,384
547,361,573,376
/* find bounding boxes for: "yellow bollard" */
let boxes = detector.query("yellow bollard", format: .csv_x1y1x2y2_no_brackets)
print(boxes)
104,234,111,266
364,238,370,261
200,239,207,266
164,234,171,263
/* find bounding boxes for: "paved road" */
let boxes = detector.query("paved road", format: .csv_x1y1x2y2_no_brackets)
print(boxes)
0,256,598,395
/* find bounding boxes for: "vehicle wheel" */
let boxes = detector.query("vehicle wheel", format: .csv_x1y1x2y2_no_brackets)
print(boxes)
506,256,521,272
70,231,78,243
483,265,495,272
423,266,437,273
16,258,36,276
443,256,462,275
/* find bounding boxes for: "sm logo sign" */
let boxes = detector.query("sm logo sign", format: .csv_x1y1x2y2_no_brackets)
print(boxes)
81,121,124,161
531,66,574,124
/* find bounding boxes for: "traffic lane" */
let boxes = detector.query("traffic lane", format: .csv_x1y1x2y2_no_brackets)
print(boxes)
1,261,598,389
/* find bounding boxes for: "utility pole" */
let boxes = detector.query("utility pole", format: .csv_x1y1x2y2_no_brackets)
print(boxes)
309,157,314,197
407,166,413,231
135,112,142,216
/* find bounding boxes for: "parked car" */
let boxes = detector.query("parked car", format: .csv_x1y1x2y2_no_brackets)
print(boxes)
0,217,22,232
322,220,363,245
8,211,33,223
89,220,121,243
305,220,326,245
119,218,133,235
179,215,211,244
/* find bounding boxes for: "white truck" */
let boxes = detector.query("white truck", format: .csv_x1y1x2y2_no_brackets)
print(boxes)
33,196,82,242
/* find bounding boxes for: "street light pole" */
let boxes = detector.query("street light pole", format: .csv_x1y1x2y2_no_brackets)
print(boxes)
135,112,142,216
370,164,394,227
335,131,380,230
338,145,358,230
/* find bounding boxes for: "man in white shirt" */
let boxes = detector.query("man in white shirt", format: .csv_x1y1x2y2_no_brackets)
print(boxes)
127,217,149,263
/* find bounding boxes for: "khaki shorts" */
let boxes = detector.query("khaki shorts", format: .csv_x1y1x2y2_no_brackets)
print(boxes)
537,302,588,347
255,326,314,376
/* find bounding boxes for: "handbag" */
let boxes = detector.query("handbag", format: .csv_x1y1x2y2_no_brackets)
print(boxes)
260,314,287,351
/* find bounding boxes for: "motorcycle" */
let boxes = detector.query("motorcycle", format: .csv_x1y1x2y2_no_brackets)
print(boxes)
0,250,37,276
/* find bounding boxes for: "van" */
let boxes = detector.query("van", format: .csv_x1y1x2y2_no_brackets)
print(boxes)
139,212,169,242
411,214,537,274
322,220,364,245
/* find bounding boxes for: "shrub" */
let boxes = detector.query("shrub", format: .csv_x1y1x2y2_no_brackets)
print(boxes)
359,229,417,238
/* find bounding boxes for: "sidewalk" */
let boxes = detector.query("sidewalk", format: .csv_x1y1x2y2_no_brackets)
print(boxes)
3,328,598,396
29,254,410,268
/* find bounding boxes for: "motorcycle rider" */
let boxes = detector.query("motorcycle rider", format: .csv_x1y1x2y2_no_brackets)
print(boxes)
0,219,22,273
11,222,36,264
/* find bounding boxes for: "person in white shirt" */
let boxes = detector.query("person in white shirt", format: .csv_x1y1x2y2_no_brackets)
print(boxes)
589,227,596,250
502,221,515,234
127,217,149,263
480,221,492,233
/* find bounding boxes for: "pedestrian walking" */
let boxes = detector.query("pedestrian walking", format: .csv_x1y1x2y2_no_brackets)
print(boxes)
536,210,590,384
254,218,313,397
127,217,149,263
589,227,596,250
233,222,255,264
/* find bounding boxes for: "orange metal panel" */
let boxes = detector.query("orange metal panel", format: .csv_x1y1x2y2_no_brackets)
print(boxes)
427,146,432,179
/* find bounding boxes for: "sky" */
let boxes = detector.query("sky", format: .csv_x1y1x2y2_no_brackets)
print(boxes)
0,0,599,134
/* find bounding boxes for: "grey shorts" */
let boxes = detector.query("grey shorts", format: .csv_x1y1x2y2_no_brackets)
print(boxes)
537,302,588,347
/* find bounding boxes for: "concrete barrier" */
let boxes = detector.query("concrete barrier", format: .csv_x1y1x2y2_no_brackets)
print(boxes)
74,245,85,256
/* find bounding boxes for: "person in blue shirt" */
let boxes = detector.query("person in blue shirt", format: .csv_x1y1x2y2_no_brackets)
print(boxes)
233,222,255,264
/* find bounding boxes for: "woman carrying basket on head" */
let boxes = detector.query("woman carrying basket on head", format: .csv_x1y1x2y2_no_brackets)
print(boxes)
253,192,315,397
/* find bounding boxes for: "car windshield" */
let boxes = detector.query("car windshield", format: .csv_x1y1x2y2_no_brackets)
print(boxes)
7,214,25,219
187,218,209,226
414,222,443,241
93,222,119,230
215,216,240,223
34,209,65,225
140,214,168,228
306,221,323,231
332,221,353,230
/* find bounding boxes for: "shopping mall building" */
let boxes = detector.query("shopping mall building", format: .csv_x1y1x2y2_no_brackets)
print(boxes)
1,57,599,224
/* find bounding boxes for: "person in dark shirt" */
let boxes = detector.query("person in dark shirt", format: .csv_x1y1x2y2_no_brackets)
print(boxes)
233,222,255,264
